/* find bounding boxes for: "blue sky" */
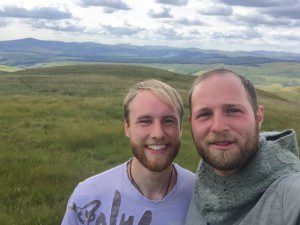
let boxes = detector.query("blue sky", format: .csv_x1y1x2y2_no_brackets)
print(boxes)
0,0,299,53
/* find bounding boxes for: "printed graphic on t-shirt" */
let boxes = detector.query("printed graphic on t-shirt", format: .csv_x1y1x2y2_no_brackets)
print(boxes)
70,190,152,225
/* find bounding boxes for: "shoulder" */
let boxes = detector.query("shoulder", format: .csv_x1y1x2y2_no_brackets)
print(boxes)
73,163,126,196
174,163,196,181
173,163,196,178
274,173,300,198
273,173,300,224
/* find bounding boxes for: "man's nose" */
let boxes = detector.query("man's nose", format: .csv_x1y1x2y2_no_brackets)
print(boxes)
150,121,165,139
210,113,229,133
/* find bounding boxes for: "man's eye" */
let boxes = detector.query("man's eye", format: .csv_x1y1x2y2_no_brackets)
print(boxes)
139,119,151,125
163,118,176,125
198,112,211,118
228,108,240,114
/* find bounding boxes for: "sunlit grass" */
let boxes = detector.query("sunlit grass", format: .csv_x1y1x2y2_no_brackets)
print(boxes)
0,64,23,72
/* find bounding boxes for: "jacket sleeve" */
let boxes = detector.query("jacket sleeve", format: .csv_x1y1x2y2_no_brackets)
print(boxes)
281,173,300,225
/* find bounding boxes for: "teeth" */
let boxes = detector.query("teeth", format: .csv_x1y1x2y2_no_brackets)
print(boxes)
147,144,166,151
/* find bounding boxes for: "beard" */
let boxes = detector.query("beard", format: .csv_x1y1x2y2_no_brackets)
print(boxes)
131,140,180,172
193,123,260,172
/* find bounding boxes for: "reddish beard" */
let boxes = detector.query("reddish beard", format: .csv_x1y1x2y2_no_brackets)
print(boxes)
193,123,260,171
131,141,180,172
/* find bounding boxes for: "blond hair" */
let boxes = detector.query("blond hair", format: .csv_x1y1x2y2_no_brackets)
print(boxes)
123,79,183,124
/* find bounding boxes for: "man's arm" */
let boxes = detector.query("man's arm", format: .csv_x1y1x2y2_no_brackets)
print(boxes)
281,173,300,225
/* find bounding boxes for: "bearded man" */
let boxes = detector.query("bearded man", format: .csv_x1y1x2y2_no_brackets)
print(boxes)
62,79,195,225
186,69,300,225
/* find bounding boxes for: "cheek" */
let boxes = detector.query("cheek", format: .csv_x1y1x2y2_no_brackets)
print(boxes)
191,121,207,135
230,117,256,132
130,129,147,141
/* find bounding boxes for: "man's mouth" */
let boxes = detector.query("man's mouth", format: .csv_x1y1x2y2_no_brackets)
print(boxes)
212,141,233,146
146,144,167,151
208,140,235,148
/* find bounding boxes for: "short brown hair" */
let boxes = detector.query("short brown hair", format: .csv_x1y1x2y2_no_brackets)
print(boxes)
189,69,258,113
123,79,183,124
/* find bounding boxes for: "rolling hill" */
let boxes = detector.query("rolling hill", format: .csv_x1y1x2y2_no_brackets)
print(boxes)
1,38,300,67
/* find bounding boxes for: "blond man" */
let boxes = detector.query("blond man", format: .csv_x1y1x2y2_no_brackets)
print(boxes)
62,79,195,225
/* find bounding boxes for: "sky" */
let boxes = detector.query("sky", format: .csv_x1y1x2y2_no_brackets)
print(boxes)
0,0,299,53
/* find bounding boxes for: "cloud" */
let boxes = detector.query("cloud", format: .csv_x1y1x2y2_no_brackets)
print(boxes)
155,26,189,40
173,18,205,26
217,0,293,7
30,20,86,33
189,29,201,35
101,23,144,36
0,19,8,27
273,34,300,42
148,7,173,18
211,29,262,40
154,0,189,6
103,8,115,13
262,4,300,20
0,6,72,20
80,0,131,10
198,4,233,16
231,14,296,27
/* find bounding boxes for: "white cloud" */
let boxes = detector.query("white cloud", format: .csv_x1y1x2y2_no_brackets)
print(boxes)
211,28,262,40
79,0,131,10
0,18,9,27
230,14,297,27
155,0,189,6
0,5,72,20
198,4,233,16
30,20,86,33
101,22,144,36
217,0,293,8
173,17,205,26
262,3,300,20
0,0,298,53
148,7,173,18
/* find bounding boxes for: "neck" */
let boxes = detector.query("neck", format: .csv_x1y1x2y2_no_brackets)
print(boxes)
213,167,240,176
128,157,176,200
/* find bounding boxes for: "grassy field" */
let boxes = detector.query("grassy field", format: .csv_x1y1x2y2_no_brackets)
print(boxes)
0,64,23,72
138,62,300,87
0,64,299,225
261,84,300,104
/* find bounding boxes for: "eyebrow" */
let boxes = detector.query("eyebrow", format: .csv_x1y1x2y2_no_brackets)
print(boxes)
223,104,244,109
193,104,244,113
193,107,211,114
136,115,152,121
136,114,178,121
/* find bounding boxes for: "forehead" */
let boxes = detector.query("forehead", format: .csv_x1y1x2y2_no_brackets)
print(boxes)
191,73,251,109
129,91,177,118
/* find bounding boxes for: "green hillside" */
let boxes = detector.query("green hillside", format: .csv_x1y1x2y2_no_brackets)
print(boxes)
0,64,23,72
261,84,300,104
0,64,299,225
137,62,300,87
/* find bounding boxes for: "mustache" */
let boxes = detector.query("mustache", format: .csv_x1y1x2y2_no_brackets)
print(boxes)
206,133,238,144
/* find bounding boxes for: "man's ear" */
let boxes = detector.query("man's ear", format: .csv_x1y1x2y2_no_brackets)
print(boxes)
256,105,264,130
179,122,183,138
188,114,191,124
124,119,130,138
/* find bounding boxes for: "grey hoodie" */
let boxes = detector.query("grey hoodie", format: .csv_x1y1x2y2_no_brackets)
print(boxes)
185,130,300,225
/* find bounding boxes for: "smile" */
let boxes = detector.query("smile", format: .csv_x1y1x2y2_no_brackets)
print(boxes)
146,144,167,151
211,141,234,146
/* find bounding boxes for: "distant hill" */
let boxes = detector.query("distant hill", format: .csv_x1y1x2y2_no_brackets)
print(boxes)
0,38,299,67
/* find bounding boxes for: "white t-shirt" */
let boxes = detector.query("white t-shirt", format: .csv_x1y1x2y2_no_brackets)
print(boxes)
62,162,195,225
